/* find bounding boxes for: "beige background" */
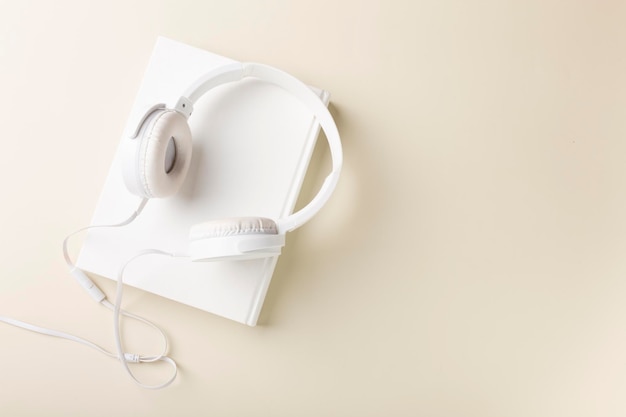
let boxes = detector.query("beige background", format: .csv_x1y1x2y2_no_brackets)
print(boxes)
1,0,626,415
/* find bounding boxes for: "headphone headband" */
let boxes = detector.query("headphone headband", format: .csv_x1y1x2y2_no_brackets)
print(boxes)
173,62,343,234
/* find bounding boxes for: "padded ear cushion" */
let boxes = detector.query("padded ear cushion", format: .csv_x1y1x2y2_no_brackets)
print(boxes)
138,110,192,198
189,217,278,240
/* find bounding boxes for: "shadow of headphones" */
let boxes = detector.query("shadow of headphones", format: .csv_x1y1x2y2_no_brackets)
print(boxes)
121,63,342,262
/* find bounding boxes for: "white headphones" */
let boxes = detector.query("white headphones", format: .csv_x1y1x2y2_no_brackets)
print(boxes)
121,62,342,261
0,62,342,389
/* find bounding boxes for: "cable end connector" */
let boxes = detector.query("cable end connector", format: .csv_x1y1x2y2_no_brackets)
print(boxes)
70,267,106,303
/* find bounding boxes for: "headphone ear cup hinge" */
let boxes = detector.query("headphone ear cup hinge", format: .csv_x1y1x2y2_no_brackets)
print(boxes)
174,97,193,118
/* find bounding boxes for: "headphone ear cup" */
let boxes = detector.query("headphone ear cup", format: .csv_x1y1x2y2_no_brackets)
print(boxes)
189,217,285,261
140,110,192,198
191,217,278,238
124,109,192,198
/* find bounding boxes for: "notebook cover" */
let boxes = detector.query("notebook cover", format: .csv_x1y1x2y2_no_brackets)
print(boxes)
76,37,328,326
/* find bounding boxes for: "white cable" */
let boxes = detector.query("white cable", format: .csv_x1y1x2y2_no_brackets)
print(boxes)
0,198,181,389
0,315,120,360
112,249,187,389
62,198,148,268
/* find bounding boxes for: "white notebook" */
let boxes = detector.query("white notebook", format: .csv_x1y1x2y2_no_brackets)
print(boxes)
76,37,328,326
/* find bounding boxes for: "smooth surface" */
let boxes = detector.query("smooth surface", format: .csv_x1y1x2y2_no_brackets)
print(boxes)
1,0,626,415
